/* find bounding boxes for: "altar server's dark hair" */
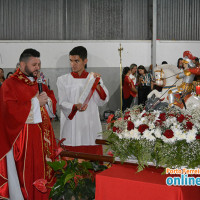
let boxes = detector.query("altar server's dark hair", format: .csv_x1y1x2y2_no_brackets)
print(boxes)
69,46,87,61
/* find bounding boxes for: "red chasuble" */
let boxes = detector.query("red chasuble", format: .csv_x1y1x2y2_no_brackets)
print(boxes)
0,69,57,200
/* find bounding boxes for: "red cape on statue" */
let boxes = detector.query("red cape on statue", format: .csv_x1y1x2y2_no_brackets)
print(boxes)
0,69,57,199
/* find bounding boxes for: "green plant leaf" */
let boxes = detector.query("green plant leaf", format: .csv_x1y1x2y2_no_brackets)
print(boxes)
49,175,66,198
47,160,66,171
64,173,74,185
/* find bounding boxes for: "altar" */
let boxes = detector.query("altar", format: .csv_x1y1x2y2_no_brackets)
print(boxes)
95,164,200,200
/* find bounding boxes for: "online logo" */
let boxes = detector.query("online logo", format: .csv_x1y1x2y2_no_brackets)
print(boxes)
166,168,200,186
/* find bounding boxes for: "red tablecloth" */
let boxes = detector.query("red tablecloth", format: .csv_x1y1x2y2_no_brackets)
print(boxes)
95,164,200,200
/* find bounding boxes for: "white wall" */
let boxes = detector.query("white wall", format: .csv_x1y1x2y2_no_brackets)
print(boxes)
0,40,151,68
0,40,199,69
156,40,200,66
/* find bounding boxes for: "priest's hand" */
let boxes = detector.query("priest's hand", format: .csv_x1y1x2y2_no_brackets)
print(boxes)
36,91,48,106
75,103,88,112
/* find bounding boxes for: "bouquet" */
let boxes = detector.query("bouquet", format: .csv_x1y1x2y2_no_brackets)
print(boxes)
104,105,200,172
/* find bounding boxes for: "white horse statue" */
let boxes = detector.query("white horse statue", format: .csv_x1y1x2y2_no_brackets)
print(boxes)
148,64,181,102
147,64,200,110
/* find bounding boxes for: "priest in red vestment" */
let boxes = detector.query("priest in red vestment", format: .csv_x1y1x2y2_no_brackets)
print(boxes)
0,48,57,200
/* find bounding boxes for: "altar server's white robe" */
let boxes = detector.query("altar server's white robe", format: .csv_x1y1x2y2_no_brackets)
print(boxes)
57,73,109,146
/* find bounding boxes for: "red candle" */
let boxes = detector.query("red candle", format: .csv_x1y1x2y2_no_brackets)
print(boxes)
196,85,200,95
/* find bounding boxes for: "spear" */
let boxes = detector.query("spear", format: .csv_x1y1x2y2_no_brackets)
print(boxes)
118,44,123,116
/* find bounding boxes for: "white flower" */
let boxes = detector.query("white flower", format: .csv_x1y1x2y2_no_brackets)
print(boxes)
148,123,155,130
161,135,176,144
124,130,131,139
134,119,143,128
130,128,141,140
186,131,196,143
165,117,177,127
173,127,186,140
142,130,156,141
154,128,162,138
118,134,123,139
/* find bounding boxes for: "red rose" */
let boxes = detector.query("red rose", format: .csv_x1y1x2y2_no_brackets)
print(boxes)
163,129,174,138
185,114,192,121
177,114,185,123
142,113,147,117
186,121,193,130
113,126,119,133
168,113,175,117
138,124,149,133
159,113,166,121
196,135,200,140
127,121,134,130
155,120,163,126
124,112,131,120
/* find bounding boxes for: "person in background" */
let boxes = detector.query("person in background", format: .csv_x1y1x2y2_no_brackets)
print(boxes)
57,46,109,155
14,62,21,72
148,64,153,75
122,67,137,111
0,68,5,86
177,58,184,71
6,72,13,79
137,65,153,106
161,61,168,65
129,63,137,85
0,48,57,200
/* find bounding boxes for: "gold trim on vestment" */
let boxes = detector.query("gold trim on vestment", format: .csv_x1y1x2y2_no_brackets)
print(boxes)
23,124,29,198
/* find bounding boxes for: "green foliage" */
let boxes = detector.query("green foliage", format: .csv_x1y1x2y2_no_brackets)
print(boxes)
48,159,107,200
106,132,200,172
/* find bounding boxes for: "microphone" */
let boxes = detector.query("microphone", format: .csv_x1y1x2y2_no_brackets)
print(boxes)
37,76,43,94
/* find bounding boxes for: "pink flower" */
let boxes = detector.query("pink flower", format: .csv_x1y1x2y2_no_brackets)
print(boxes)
127,121,134,130
138,124,149,133
33,179,47,193
163,129,174,138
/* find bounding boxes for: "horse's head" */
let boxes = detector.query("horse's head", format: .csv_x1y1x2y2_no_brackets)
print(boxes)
154,68,164,86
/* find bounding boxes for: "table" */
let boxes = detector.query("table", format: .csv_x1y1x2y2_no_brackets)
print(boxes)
95,164,200,200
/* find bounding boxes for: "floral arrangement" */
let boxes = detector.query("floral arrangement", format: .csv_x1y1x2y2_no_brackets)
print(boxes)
104,105,200,172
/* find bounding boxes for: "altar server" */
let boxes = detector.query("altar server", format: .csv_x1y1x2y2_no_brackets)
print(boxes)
57,46,109,154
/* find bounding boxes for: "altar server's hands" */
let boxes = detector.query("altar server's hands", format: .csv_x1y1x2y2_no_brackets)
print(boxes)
75,103,88,112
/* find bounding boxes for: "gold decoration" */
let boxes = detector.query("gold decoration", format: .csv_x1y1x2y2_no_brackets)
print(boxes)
118,43,123,116
184,70,191,76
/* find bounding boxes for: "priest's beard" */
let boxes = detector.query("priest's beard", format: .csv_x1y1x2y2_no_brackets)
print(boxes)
24,65,38,77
